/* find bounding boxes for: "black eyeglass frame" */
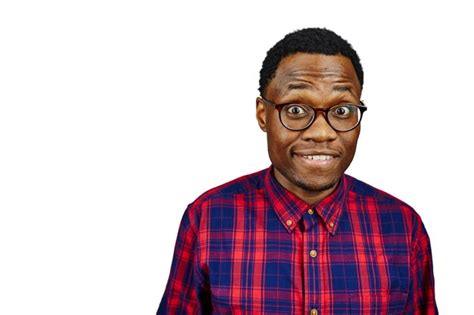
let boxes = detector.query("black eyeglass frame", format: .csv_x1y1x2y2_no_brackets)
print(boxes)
259,96,368,132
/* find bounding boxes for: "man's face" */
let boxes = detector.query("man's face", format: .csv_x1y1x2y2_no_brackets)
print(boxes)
256,53,362,201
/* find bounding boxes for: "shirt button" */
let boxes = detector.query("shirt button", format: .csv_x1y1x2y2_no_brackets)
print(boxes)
329,222,335,228
307,209,314,214
310,249,318,258
286,219,293,226
310,308,318,315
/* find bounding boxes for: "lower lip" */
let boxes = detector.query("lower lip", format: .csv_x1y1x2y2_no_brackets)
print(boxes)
294,154,338,167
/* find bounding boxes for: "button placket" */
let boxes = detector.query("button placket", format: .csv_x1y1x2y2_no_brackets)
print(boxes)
304,221,320,315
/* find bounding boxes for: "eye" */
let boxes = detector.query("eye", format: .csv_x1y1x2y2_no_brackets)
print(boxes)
285,104,308,117
331,105,354,118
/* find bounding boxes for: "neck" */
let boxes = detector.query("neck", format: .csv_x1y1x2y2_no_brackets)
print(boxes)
297,184,338,205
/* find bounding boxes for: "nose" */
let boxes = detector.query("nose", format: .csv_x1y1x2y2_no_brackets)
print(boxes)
300,111,337,142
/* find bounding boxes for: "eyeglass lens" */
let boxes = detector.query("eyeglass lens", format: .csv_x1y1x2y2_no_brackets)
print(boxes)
280,103,362,131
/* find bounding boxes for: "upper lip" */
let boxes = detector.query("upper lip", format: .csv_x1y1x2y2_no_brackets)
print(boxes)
292,150,341,157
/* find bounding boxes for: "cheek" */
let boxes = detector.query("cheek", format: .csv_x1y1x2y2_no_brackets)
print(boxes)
266,122,296,158
340,132,360,163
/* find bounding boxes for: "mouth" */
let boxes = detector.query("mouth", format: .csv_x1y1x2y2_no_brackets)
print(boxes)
293,153,339,167
300,154,334,161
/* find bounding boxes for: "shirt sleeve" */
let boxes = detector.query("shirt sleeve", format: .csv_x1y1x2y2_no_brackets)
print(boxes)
404,215,438,314
157,206,212,314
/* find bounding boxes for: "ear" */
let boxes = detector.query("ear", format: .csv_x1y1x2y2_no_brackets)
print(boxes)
256,97,267,132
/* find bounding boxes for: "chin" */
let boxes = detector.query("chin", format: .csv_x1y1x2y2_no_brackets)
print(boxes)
293,175,340,193
290,164,343,192
272,162,344,196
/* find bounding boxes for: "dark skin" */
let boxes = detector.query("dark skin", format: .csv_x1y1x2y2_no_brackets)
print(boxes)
256,53,362,205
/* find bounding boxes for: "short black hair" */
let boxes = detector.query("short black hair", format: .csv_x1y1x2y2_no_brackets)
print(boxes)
259,27,364,96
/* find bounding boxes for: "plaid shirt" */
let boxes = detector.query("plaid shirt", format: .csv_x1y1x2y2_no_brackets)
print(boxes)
157,166,437,314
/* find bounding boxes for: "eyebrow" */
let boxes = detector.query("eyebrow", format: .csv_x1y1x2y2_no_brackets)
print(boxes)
332,85,356,97
287,82,312,91
285,82,357,97
332,85,351,92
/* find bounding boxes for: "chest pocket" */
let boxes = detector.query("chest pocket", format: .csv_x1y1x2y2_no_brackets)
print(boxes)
350,291,408,315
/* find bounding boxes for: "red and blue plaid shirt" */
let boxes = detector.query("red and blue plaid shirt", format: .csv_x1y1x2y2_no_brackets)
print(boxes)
157,166,437,314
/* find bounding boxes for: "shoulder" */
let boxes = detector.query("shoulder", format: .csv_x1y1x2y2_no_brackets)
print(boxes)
346,174,414,209
344,174,424,235
196,168,266,200
183,168,267,226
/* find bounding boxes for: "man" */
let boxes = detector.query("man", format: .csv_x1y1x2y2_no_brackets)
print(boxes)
157,28,437,314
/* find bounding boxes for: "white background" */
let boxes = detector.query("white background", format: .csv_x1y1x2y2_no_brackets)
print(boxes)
1,1,472,314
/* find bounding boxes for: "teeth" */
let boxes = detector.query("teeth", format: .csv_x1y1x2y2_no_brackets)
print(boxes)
302,155,333,161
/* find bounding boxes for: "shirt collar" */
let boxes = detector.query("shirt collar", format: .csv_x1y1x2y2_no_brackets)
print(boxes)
263,165,348,235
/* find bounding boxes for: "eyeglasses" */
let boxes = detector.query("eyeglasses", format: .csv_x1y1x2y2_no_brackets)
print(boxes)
259,97,367,132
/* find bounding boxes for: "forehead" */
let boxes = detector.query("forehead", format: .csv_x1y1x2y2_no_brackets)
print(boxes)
268,53,361,99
